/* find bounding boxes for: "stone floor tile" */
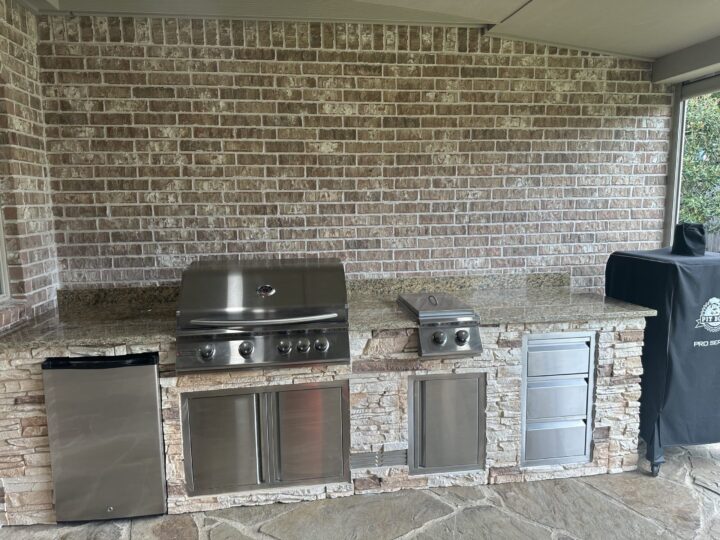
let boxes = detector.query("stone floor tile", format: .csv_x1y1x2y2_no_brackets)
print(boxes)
493,478,674,539
580,471,702,538
129,514,198,540
207,522,254,540
206,503,296,527
429,485,494,508
0,525,55,540
414,504,553,539
689,456,720,498
10,445,720,539
703,516,720,539
0,520,130,540
259,490,453,540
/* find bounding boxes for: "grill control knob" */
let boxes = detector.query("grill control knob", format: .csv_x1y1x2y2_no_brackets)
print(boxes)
432,331,447,345
297,338,311,353
314,337,330,352
455,329,470,344
278,340,292,355
198,344,215,360
238,341,254,357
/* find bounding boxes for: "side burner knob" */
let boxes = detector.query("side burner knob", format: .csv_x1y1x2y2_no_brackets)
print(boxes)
455,329,470,344
278,340,292,355
432,331,447,345
238,341,254,357
314,337,330,352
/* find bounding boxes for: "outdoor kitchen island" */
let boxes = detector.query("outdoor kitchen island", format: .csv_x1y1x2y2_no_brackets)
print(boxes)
0,273,655,525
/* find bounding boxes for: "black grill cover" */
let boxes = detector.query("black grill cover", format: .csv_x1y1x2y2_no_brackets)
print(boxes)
606,248,720,455
671,223,706,256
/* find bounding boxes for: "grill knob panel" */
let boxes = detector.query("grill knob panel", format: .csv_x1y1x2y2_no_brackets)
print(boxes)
277,340,292,355
297,338,311,353
198,344,215,360
455,329,470,344
432,331,447,345
314,337,330,352
238,341,254,357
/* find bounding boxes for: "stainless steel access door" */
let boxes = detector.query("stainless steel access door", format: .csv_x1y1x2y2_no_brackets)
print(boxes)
184,392,262,495
42,354,166,522
410,373,487,474
181,381,350,496
270,386,346,483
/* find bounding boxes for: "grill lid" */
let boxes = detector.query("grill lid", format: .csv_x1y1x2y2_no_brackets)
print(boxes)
177,258,348,329
397,292,478,322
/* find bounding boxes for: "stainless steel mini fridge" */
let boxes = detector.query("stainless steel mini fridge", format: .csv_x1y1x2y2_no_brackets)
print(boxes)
42,352,166,522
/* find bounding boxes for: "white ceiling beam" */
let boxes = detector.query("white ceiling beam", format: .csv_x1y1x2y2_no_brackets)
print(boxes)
653,34,720,84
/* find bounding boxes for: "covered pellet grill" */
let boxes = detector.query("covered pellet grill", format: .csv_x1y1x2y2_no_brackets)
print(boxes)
606,248,720,476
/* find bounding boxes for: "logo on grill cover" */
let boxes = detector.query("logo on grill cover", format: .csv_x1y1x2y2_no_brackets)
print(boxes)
696,297,720,332
256,284,276,297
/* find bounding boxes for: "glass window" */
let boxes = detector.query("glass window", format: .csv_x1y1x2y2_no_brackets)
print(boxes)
678,90,720,250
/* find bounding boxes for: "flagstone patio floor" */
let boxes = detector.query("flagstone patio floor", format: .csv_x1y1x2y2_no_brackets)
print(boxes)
3,445,720,539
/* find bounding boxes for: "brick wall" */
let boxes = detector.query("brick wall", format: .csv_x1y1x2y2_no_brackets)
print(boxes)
0,0,58,330
36,16,673,289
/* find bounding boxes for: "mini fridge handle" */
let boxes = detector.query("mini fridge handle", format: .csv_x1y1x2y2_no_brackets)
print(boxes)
42,352,159,370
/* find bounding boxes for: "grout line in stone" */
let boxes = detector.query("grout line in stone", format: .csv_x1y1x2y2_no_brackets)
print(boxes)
478,490,569,539
570,478,684,539
394,504,463,540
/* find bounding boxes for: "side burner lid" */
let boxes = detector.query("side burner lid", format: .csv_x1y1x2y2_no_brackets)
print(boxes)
397,292,478,322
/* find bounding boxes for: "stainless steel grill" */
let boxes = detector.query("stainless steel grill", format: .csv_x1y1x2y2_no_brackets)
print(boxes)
397,292,483,358
176,258,350,372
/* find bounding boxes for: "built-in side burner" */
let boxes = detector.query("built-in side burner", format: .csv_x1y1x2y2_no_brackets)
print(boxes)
397,293,483,358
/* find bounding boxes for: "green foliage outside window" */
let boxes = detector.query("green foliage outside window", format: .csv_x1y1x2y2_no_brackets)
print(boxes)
679,91,720,231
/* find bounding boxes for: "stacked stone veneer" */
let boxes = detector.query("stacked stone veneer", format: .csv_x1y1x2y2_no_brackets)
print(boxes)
0,341,175,525
348,318,644,493
0,318,644,524
161,362,354,515
35,16,672,290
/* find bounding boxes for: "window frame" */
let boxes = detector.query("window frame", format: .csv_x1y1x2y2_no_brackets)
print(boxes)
665,74,720,245
0,211,10,303
663,85,686,245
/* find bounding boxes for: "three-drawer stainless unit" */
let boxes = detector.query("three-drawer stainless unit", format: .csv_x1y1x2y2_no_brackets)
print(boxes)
521,332,595,466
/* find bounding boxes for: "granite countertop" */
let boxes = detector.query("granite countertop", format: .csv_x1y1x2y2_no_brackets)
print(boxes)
0,283,656,350
348,287,657,332
0,304,177,350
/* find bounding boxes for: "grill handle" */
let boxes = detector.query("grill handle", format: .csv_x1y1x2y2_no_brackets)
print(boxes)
189,313,340,327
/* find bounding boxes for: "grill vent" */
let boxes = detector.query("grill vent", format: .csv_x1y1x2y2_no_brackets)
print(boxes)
350,449,408,469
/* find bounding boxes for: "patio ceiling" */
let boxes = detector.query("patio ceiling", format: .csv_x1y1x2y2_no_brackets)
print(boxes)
23,0,526,26
487,0,720,60
21,0,720,81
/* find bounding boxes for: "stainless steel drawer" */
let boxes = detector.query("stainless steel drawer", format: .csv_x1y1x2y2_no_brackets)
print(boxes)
527,341,590,376
526,379,588,420
524,420,587,462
